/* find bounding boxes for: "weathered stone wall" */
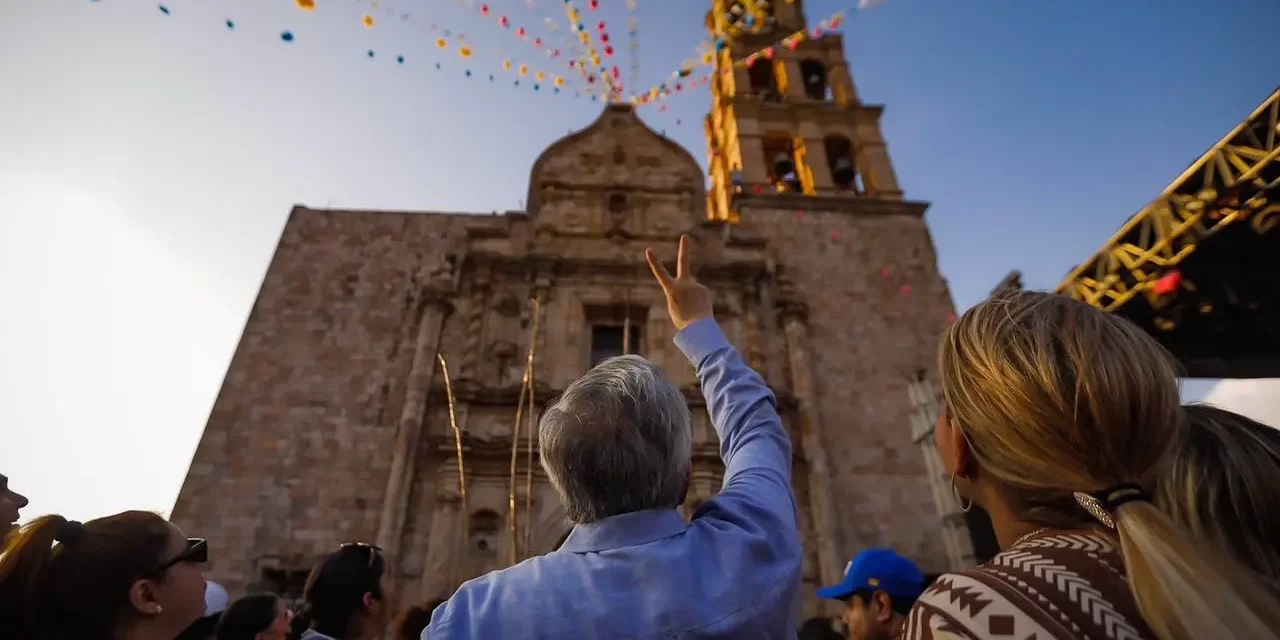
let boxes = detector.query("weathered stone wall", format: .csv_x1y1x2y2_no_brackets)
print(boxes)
170,208,475,590
736,198,955,575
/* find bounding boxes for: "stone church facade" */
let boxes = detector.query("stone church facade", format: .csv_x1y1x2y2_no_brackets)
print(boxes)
172,1,969,621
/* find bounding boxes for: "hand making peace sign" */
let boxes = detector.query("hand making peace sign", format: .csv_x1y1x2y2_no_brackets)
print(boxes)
645,235,714,331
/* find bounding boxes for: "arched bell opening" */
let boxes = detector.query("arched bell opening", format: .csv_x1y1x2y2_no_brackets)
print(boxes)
823,135,860,193
799,60,829,101
763,135,802,194
747,61,781,102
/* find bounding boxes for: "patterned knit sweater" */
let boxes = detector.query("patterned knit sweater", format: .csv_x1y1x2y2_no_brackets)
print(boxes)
903,530,1156,640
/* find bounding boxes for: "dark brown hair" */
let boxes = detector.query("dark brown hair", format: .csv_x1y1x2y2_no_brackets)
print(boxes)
217,593,283,640
0,511,172,640
1157,404,1280,593
288,545,386,640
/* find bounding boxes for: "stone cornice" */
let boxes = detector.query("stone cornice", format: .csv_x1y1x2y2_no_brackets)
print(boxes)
538,181,703,199
424,437,806,466
458,251,770,286
429,381,798,412
735,195,929,219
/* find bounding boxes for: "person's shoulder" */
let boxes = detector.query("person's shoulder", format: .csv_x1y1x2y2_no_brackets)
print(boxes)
918,567,1009,604
425,552,596,639
438,551,570,612
904,569,1034,640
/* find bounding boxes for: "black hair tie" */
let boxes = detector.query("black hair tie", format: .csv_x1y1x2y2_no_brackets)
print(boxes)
1073,483,1149,530
53,519,85,545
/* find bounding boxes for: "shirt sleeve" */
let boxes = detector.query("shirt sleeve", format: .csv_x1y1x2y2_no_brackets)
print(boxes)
674,318,797,529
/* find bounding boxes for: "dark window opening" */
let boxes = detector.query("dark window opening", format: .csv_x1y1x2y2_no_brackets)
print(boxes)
747,61,780,101
470,509,501,534
823,136,858,192
799,60,828,101
763,136,802,193
590,325,643,367
470,509,501,554
608,192,628,213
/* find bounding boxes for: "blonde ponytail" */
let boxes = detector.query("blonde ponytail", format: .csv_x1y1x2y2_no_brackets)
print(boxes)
939,290,1280,640
1114,501,1280,640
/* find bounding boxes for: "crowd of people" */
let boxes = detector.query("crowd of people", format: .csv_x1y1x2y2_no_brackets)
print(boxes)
2,235,1280,640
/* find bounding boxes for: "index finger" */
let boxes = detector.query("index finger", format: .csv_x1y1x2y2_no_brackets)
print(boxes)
645,248,675,292
677,235,691,280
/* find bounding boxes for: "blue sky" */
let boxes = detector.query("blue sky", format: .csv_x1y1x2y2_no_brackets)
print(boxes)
1,0,1277,521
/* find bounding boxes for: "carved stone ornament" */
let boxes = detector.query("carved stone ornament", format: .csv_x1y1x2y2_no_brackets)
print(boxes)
493,293,522,318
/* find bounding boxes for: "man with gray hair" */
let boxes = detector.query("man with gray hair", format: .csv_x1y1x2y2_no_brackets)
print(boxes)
426,236,801,639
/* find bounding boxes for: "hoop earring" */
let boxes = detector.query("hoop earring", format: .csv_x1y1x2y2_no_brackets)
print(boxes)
950,473,973,513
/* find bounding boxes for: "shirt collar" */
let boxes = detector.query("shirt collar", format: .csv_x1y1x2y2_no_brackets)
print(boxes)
559,509,688,553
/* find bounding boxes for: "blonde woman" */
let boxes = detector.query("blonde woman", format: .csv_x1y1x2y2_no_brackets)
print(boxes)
1156,404,1280,594
903,291,1280,640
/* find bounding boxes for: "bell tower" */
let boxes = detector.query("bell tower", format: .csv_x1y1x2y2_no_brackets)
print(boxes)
704,0,905,222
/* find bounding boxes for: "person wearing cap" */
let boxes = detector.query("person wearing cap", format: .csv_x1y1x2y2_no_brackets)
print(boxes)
817,549,926,640
176,581,231,640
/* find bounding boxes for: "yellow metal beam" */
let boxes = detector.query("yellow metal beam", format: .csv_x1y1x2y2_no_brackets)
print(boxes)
1057,88,1280,312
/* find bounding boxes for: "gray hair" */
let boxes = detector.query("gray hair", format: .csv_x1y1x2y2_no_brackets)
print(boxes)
538,355,693,524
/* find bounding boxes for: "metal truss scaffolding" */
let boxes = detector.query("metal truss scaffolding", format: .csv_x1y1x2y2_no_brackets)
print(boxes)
1056,88,1280,312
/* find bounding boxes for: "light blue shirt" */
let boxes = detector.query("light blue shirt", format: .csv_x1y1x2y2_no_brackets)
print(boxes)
424,318,801,639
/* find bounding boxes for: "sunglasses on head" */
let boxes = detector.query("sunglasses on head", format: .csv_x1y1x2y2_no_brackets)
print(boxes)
147,538,208,576
339,542,383,568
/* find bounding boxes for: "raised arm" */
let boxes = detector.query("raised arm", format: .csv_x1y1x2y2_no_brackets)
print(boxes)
645,236,795,501
674,319,791,483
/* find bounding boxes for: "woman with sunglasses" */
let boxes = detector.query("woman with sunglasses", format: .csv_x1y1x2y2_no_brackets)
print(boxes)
288,543,394,640
0,510,209,640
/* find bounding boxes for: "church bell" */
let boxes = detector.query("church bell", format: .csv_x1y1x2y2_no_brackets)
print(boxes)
772,152,795,179
805,74,823,93
832,156,855,188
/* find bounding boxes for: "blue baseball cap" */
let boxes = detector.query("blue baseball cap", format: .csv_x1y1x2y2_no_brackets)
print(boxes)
816,549,925,600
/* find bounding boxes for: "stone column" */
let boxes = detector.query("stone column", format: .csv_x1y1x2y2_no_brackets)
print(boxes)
459,266,491,381
855,118,903,199
737,135,770,186
777,296,841,590
418,483,463,601
743,283,767,374
757,278,787,391
827,61,859,106
376,285,454,556
801,137,834,192
779,58,806,101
